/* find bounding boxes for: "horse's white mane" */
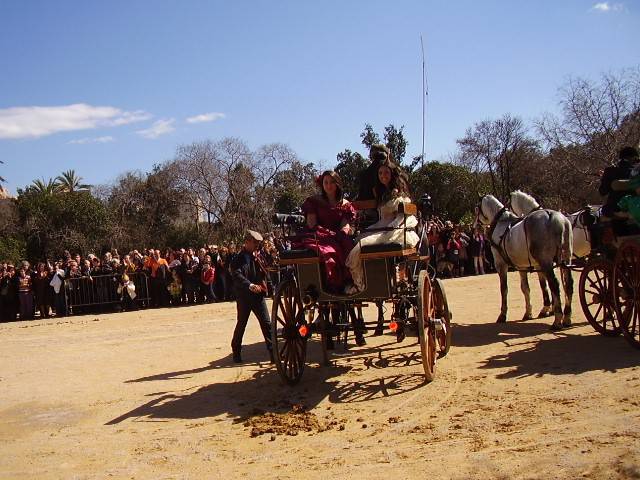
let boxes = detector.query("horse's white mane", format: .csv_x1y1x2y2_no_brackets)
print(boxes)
480,194,504,222
510,190,540,217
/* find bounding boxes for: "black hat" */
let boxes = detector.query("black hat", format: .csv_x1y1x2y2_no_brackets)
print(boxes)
370,144,390,162
245,229,264,242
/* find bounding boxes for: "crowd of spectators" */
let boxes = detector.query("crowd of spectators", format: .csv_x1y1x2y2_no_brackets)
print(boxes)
424,216,494,278
0,217,491,322
0,238,282,322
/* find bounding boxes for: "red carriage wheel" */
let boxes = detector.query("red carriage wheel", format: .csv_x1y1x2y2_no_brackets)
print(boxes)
417,270,437,381
271,278,307,384
613,241,640,349
578,259,621,336
433,278,452,357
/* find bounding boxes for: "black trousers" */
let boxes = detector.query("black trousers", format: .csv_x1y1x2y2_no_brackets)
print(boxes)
231,295,272,354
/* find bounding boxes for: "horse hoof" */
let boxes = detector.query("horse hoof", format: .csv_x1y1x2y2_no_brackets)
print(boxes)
373,328,384,336
549,323,563,331
496,314,507,323
538,309,552,318
563,319,572,328
522,313,533,321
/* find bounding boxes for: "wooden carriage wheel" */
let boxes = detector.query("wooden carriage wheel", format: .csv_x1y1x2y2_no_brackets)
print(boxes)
613,241,640,349
578,259,621,336
271,278,307,384
433,278,452,357
417,270,437,381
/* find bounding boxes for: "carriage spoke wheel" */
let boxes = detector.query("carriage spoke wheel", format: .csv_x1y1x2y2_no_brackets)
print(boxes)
271,278,307,384
578,260,620,336
613,242,640,349
417,270,437,382
433,278,452,357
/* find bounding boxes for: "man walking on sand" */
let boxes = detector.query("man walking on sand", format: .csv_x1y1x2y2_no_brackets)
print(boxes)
230,230,274,364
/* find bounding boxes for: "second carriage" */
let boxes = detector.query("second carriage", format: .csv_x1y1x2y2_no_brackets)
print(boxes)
578,216,640,349
270,201,452,385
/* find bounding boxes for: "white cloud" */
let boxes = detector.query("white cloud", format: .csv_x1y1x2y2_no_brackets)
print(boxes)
591,2,624,12
186,112,226,124
68,136,115,145
136,119,175,139
0,104,152,140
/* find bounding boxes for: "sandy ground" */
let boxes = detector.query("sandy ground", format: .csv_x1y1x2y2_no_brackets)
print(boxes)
1,271,639,480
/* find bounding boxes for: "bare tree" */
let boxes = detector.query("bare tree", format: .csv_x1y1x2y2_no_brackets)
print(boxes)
456,114,539,200
537,68,640,178
172,138,301,241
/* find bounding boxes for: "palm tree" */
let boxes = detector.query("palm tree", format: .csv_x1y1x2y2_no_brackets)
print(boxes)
30,178,60,196
55,169,90,193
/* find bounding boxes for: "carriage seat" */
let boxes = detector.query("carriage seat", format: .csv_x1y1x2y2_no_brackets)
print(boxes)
360,243,417,259
279,248,320,265
361,242,403,254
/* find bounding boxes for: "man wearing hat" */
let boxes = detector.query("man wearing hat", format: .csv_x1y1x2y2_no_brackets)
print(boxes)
230,229,273,363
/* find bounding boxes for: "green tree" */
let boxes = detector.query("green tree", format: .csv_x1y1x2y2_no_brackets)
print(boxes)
29,178,60,196
272,160,318,213
410,161,480,223
334,149,367,200
360,124,380,149
56,169,90,193
383,124,408,165
105,165,184,251
16,188,110,260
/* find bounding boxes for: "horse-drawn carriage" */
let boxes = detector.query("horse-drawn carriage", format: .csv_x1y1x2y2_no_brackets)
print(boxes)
506,190,638,347
578,227,640,349
270,201,452,385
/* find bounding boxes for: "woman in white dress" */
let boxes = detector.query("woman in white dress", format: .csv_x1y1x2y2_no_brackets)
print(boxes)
345,161,420,294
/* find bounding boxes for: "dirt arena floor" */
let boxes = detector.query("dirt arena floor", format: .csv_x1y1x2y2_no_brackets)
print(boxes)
1,271,639,479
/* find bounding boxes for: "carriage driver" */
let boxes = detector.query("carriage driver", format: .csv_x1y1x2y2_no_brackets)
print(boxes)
230,229,274,364
599,147,639,217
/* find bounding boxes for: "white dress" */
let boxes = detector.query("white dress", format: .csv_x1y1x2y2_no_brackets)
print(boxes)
346,196,420,291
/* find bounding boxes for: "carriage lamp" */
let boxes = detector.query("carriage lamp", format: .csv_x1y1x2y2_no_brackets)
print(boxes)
389,320,399,332
298,324,309,337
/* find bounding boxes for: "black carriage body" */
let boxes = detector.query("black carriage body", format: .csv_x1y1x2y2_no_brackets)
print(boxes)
293,257,393,303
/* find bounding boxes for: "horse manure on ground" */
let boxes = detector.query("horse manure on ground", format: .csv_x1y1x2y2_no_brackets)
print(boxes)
245,404,344,437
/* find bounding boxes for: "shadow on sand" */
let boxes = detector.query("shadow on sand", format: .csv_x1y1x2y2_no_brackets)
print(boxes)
108,337,428,425
452,317,590,348
478,329,640,379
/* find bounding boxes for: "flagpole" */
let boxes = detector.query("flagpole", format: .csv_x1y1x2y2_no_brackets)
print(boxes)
420,35,427,169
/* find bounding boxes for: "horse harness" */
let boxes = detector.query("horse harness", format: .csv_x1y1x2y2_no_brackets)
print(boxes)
487,206,553,272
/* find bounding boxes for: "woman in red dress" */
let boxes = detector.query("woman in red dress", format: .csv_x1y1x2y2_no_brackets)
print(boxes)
294,170,355,293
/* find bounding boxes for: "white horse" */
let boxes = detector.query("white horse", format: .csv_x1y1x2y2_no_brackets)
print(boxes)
510,190,594,259
510,190,596,317
476,194,574,329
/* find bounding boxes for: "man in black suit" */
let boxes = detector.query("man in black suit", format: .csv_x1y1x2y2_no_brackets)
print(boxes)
230,229,273,364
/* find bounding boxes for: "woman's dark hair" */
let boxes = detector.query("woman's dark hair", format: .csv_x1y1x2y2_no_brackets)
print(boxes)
317,170,344,202
373,160,410,203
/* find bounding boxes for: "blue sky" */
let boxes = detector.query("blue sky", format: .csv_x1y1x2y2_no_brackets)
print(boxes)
1,1,638,194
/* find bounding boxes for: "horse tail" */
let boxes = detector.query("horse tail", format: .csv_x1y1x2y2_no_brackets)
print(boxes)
560,219,573,266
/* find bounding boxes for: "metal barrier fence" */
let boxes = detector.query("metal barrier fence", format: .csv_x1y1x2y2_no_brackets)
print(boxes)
64,272,150,313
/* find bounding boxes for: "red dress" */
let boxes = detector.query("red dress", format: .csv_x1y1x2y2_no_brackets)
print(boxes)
293,196,355,292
